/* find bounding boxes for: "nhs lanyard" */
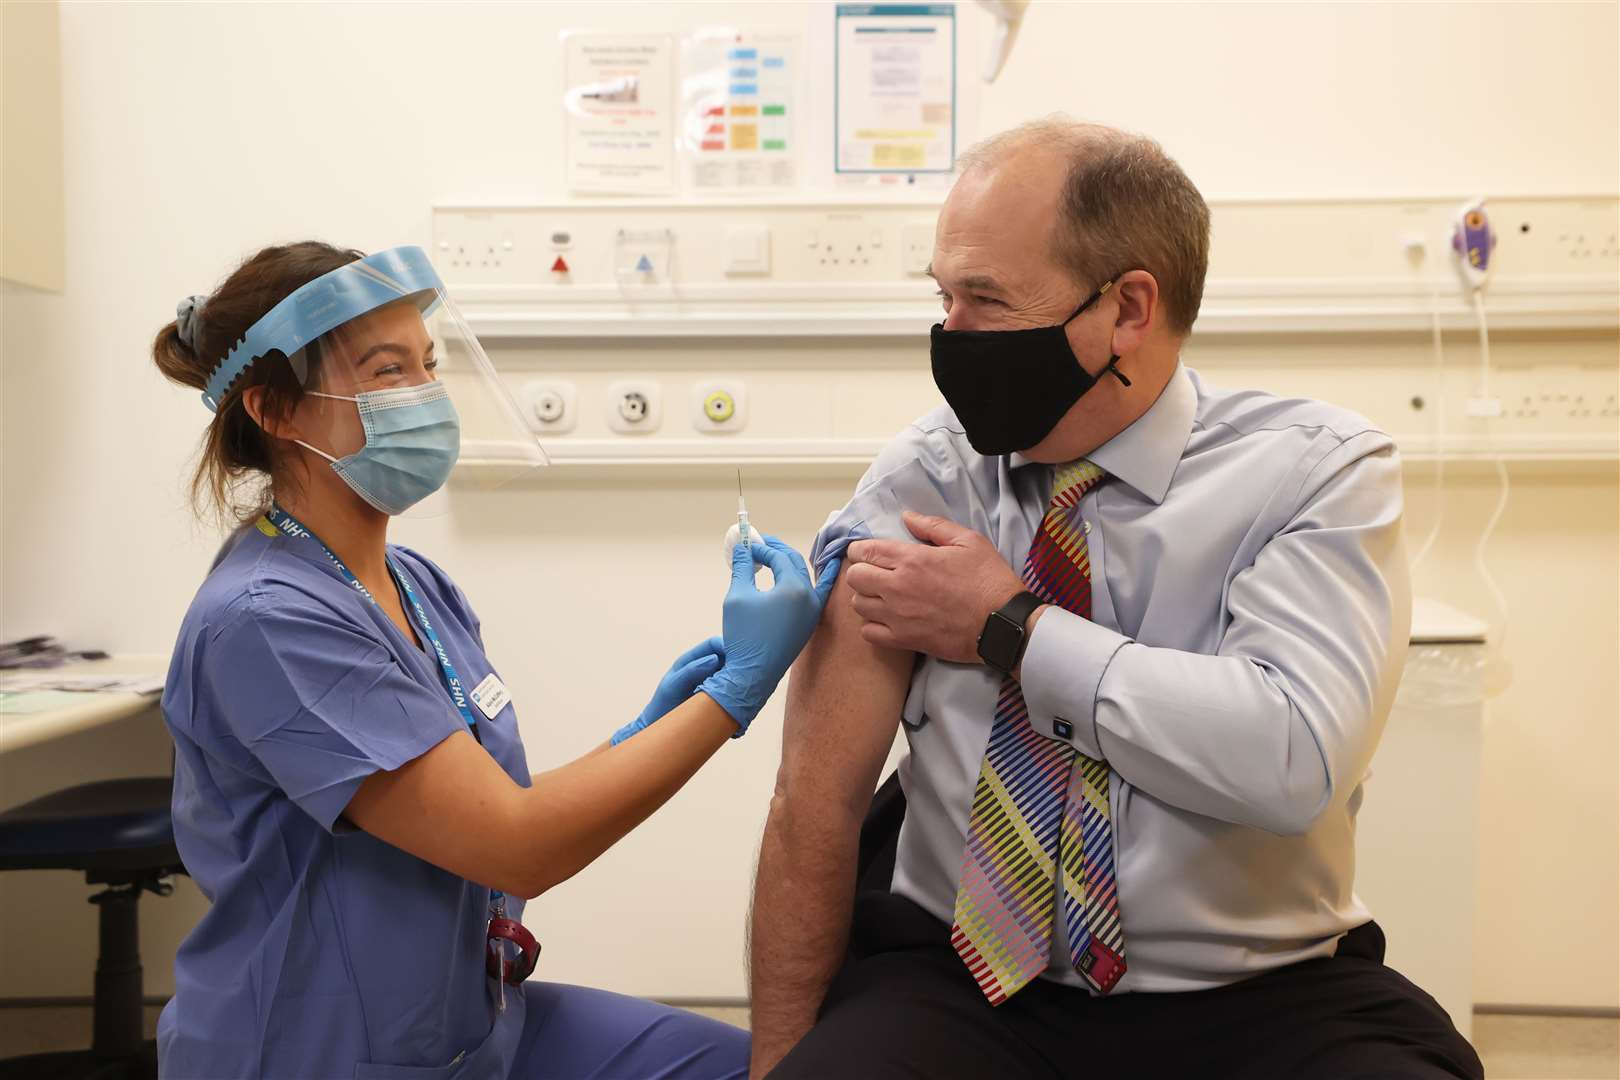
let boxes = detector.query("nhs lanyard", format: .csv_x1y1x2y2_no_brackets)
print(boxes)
261,504,481,741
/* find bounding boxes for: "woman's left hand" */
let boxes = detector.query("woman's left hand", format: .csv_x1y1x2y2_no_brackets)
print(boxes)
611,636,726,746
699,535,843,736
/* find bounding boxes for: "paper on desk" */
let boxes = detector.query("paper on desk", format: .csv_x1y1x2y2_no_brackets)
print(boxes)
0,674,165,695
0,690,93,715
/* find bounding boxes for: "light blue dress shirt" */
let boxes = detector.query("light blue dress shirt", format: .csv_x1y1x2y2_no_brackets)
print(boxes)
811,364,1411,994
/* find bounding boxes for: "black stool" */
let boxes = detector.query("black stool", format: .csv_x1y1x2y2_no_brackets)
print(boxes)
0,777,186,1080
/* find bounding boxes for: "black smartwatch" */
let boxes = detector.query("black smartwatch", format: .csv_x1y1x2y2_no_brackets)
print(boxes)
976,591,1045,676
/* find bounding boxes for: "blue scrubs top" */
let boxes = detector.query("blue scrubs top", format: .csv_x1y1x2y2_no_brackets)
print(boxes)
157,520,532,1080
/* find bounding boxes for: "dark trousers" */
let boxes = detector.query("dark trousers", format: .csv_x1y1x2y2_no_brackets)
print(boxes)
767,777,1484,1080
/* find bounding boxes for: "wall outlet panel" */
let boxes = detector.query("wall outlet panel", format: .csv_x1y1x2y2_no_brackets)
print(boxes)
434,198,1618,467
433,197,1618,338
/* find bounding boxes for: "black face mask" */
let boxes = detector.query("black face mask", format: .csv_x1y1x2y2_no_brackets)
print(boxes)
930,280,1131,456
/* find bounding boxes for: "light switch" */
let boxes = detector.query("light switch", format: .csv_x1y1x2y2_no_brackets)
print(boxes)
724,225,771,275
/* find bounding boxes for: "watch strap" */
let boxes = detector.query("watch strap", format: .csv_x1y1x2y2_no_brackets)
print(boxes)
997,590,1045,630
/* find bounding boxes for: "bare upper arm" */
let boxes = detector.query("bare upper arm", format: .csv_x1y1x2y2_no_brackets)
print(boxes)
778,571,915,819
344,729,535,894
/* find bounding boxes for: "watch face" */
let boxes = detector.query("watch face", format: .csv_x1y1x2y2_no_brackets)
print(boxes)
978,612,1023,672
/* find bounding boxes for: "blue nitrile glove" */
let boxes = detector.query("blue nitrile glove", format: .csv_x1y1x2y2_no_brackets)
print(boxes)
699,535,844,736
611,636,726,746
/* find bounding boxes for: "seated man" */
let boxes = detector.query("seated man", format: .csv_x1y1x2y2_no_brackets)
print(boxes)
747,119,1483,1080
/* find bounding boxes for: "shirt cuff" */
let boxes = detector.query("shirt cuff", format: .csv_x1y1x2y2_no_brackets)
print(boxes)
1018,607,1131,759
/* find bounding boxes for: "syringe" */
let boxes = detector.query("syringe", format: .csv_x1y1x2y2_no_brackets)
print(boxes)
736,469,753,549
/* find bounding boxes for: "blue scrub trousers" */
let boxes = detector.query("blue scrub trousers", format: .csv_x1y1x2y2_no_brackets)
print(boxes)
515,983,749,1079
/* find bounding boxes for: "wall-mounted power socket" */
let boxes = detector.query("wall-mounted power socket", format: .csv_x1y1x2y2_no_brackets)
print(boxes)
692,379,748,433
607,380,662,434
522,380,577,434
900,221,934,276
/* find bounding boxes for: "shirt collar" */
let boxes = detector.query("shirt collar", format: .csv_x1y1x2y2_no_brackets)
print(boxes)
1009,362,1195,505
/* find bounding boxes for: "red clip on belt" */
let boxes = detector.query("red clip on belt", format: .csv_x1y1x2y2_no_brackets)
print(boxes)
486,917,541,985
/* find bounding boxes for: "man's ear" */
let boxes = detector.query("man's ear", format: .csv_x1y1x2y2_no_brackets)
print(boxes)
1110,269,1160,357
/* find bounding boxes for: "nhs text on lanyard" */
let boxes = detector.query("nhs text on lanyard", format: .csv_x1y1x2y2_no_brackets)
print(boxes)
261,505,481,743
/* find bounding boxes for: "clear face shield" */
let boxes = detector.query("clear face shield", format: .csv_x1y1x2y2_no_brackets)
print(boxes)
202,246,546,518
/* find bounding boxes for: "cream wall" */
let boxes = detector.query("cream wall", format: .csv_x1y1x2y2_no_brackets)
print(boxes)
1,1,1616,1010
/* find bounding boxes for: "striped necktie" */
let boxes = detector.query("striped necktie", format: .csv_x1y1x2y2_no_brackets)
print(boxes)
950,459,1127,1004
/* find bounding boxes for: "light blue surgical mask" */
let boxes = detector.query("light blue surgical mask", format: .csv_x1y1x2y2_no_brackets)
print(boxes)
294,382,461,515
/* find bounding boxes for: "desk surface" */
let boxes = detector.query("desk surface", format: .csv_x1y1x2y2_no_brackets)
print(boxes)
1410,597,1489,645
0,655,168,755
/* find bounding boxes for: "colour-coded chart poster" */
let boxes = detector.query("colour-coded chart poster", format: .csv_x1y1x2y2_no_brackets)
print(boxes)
683,31,797,190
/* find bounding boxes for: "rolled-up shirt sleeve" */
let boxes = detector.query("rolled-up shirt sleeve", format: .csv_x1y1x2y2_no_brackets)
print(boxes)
1019,432,1410,836
811,426,974,579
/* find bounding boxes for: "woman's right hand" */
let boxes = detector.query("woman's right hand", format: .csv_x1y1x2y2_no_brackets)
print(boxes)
700,536,842,735
611,636,726,746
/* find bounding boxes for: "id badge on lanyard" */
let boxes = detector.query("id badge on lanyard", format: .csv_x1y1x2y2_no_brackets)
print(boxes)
486,892,541,1012
260,505,541,1007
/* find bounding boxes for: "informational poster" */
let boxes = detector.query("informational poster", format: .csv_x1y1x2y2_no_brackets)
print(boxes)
834,4,956,175
563,33,676,193
682,31,798,190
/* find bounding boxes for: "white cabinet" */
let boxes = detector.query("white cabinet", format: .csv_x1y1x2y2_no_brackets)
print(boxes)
1355,598,1489,1040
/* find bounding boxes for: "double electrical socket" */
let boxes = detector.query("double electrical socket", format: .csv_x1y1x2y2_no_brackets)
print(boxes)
520,379,747,435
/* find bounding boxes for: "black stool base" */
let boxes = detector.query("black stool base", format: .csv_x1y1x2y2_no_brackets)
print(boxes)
0,1041,157,1080
0,777,181,1080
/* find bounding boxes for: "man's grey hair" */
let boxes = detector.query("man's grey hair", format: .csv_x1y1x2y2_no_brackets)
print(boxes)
958,118,1211,336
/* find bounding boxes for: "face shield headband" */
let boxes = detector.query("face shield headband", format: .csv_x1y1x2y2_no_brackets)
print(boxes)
199,246,445,412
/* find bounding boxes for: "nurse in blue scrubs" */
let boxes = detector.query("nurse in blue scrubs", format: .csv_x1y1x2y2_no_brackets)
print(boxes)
150,242,836,1080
